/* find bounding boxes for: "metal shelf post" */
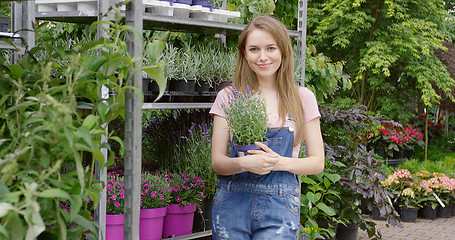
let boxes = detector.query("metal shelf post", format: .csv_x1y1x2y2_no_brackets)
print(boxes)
124,0,143,239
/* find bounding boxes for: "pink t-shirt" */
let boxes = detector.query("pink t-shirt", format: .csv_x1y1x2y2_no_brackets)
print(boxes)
210,86,321,158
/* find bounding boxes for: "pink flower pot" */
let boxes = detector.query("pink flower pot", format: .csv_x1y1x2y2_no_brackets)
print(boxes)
140,207,168,240
106,214,124,240
162,204,197,238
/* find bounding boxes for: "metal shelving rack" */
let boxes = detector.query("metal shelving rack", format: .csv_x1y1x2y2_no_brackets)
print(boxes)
12,1,308,239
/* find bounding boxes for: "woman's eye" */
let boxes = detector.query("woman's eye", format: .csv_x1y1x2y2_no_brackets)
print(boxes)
249,48,258,52
268,46,276,51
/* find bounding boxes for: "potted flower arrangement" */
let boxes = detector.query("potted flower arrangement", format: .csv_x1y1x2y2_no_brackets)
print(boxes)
222,84,269,156
139,171,171,239
367,123,424,162
380,169,421,222
106,175,125,240
162,171,206,238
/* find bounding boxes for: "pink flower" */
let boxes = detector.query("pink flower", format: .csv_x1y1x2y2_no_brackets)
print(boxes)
175,196,182,203
110,194,117,201
114,202,120,207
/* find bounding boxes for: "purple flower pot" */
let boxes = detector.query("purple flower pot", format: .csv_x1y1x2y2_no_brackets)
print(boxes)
106,214,124,240
140,207,167,240
192,0,215,10
235,141,268,157
162,204,197,238
175,0,192,5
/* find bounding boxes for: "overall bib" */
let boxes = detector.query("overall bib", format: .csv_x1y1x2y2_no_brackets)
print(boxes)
212,127,301,240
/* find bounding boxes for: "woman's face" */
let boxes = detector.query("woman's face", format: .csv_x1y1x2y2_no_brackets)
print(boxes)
244,29,282,81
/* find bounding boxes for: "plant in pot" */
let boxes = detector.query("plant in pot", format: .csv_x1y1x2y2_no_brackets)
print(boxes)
162,171,206,238
300,158,343,240
171,45,199,93
105,175,125,240
381,169,422,222
139,171,171,239
414,170,439,219
320,105,403,239
222,84,269,156
194,47,215,94
428,172,455,218
173,121,216,231
367,122,424,162
216,49,236,91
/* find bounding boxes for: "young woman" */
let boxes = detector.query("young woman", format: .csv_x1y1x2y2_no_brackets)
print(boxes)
209,15,325,239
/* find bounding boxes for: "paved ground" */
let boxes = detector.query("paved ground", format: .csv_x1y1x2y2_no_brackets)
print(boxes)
357,216,455,240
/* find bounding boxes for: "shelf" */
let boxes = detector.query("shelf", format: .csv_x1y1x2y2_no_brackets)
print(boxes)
35,11,300,37
142,102,212,110
162,230,212,240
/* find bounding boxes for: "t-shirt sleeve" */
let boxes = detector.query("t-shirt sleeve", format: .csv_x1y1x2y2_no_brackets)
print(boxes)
209,88,231,118
298,87,321,123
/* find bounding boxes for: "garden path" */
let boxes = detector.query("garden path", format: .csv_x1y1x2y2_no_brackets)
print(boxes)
357,216,455,240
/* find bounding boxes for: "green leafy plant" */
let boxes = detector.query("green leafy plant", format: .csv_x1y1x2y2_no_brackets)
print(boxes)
222,85,268,146
227,0,276,24
307,0,455,118
300,160,343,239
0,6,166,239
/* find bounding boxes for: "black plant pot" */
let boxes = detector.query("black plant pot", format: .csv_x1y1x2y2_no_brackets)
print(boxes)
419,204,437,219
372,207,385,220
142,78,150,93
149,80,170,93
336,223,359,240
437,205,451,218
316,218,337,240
400,206,418,222
451,203,455,217
193,196,213,232
169,79,196,93
195,81,211,94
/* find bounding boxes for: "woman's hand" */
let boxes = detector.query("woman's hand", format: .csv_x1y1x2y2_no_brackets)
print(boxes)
244,142,280,175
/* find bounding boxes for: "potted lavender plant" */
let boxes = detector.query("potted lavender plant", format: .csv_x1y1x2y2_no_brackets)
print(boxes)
222,85,269,156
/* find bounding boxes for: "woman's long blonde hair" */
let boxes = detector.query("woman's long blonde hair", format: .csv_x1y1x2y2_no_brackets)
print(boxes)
233,15,305,146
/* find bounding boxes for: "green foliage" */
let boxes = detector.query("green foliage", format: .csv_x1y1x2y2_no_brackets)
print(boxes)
300,160,343,239
0,9,166,239
227,0,276,24
274,0,298,29
303,45,352,103
307,0,455,119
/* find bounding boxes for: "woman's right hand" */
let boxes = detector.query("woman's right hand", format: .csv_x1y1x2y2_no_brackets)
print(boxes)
243,143,279,175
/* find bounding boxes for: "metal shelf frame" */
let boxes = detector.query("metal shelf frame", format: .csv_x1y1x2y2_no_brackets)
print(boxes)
13,1,308,239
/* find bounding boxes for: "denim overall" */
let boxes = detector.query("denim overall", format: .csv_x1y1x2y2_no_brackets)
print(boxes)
212,127,301,240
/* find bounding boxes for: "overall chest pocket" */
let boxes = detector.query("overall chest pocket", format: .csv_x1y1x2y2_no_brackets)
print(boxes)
266,137,283,155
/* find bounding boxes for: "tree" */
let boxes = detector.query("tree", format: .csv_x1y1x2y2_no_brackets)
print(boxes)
307,0,455,122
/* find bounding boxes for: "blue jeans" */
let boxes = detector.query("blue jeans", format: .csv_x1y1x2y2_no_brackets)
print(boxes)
212,128,301,239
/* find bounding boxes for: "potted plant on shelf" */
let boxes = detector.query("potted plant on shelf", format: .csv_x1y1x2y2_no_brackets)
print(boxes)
170,45,199,93
106,175,125,240
139,171,171,240
162,171,206,238
222,84,269,156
